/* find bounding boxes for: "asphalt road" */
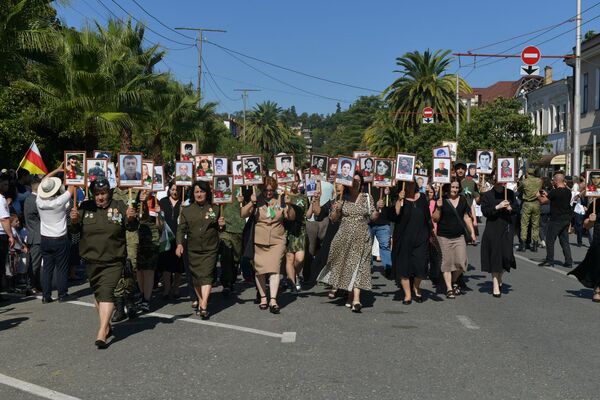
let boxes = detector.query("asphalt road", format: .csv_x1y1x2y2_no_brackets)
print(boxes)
1,236,599,400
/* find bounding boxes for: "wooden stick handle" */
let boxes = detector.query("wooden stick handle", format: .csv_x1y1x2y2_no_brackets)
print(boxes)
128,188,132,205
594,199,597,215
72,188,77,209
386,194,389,207
220,204,224,215
402,181,406,192
504,186,507,201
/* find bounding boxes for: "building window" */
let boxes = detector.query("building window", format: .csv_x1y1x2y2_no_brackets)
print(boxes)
583,72,589,114
596,68,600,110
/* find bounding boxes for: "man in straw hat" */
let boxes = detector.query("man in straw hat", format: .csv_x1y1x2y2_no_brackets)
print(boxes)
36,175,74,303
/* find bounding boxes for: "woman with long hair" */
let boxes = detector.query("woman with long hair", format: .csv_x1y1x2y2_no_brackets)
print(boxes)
391,181,432,304
158,182,184,299
240,177,295,314
176,181,225,319
318,172,378,312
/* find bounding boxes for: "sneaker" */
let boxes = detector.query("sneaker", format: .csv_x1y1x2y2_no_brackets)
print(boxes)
539,240,546,248
139,300,150,313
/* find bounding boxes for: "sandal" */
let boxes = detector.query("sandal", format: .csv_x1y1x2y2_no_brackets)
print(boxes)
446,290,455,299
191,300,198,308
258,296,268,310
327,289,337,299
452,284,461,296
199,308,210,320
593,289,600,303
351,302,362,313
269,299,280,314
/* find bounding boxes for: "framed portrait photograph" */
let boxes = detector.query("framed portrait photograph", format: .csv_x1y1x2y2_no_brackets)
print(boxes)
275,154,296,183
442,141,458,162
213,176,234,204
433,146,451,159
64,151,86,186
415,174,429,191
180,141,197,161
195,154,214,182
117,152,143,187
236,154,252,160
359,156,375,182
232,160,244,186
467,162,479,182
93,150,112,160
153,165,165,191
304,174,318,197
373,158,394,188
476,149,495,174
395,153,416,182
107,162,117,189
353,150,371,159
496,157,515,183
432,157,451,184
174,161,194,186
242,156,263,185
335,156,357,187
327,158,338,183
85,158,108,187
140,160,154,190
310,154,329,181
586,169,600,197
213,156,228,176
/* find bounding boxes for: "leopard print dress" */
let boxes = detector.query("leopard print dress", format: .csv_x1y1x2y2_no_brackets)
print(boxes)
318,193,374,291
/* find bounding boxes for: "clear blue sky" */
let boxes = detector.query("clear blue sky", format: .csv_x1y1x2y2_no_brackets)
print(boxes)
56,0,592,115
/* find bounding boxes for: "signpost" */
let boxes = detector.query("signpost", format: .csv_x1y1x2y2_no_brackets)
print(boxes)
422,107,434,124
520,46,541,76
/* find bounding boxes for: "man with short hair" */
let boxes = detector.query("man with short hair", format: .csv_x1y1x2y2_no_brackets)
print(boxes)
537,172,573,267
120,155,141,181
36,176,73,303
24,175,43,293
518,167,542,252
0,174,15,300
478,151,492,172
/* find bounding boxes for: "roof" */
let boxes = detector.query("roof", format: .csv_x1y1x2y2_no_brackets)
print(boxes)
470,80,521,104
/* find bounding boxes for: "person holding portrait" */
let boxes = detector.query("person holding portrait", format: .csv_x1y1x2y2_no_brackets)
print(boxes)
240,176,295,313
176,181,225,319
158,182,184,299
119,155,141,181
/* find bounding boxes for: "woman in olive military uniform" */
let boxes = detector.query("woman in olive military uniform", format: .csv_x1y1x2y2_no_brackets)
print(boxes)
70,179,138,349
176,181,225,319
136,190,162,312
284,180,308,293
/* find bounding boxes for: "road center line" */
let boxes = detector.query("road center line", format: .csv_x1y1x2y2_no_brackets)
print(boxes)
0,372,82,400
59,299,296,343
513,253,574,278
456,315,479,330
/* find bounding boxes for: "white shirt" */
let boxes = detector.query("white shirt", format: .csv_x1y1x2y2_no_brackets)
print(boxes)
0,194,9,234
36,191,71,238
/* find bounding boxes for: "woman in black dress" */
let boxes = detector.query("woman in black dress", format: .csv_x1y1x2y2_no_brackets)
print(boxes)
568,198,600,302
480,183,517,297
391,181,432,304
158,182,184,299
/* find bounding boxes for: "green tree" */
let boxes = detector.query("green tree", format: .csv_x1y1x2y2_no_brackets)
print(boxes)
244,101,295,154
384,49,470,131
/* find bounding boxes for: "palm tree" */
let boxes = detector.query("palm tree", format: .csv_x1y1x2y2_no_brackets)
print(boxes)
244,101,295,155
384,49,471,132
364,109,406,157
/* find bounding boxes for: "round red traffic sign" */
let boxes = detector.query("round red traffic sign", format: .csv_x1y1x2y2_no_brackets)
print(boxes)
521,46,541,66
423,107,434,118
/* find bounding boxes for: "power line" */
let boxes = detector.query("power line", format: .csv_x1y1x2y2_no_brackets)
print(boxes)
204,39,381,93
107,0,194,46
211,43,352,103
128,0,196,41
202,59,241,101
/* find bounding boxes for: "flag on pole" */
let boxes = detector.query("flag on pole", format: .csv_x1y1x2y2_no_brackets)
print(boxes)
18,141,48,174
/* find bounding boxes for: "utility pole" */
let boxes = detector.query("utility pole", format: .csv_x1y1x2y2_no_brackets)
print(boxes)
234,89,261,139
573,0,582,176
455,73,460,140
175,27,226,107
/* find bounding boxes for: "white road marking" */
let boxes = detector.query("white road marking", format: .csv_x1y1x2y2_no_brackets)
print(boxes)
456,315,479,330
53,300,296,343
513,253,575,278
0,373,82,400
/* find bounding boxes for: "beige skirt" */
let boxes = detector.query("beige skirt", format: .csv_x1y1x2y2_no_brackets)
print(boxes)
254,243,285,275
438,236,467,273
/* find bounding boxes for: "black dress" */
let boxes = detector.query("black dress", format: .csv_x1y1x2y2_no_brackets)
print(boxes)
391,195,432,282
568,199,600,288
158,196,184,274
480,187,517,273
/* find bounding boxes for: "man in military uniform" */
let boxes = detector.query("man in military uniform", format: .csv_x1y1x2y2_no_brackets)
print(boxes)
518,167,542,252
110,187,140,321
218,191,245,296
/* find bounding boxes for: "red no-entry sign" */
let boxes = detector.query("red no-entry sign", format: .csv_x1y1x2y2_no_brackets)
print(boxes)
423,107,434,118
521,46,541,66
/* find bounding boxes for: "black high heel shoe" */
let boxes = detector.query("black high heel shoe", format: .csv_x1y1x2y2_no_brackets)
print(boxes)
269,300,280,314
258,296,268,310
95,339,108,349
199,308,210,320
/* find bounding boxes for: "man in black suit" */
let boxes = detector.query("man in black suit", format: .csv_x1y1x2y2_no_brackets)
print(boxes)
23,175,42,294
434,161,449,177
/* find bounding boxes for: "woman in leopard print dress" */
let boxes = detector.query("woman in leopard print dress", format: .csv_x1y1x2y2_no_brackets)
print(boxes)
318,172,379,312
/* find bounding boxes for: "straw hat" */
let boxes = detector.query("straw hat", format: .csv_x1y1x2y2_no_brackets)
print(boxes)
38,177,64,199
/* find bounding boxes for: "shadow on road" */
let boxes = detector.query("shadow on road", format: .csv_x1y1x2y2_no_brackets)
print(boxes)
565,288,594,300
0,316,28,331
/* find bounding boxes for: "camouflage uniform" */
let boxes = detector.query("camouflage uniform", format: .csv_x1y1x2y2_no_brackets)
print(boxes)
518,170,543,245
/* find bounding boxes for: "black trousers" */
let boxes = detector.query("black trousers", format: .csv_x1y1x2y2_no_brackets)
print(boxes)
40,236,70,299
219,241,237,288
27,243,42,291
545,220,573,265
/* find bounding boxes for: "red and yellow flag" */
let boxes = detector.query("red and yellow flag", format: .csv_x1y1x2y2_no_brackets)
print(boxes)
18,141,48,175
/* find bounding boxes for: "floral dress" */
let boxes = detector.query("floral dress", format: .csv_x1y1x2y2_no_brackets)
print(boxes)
318,193,374,290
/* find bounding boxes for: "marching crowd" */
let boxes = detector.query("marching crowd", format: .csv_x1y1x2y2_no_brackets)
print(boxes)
0,154,598,349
